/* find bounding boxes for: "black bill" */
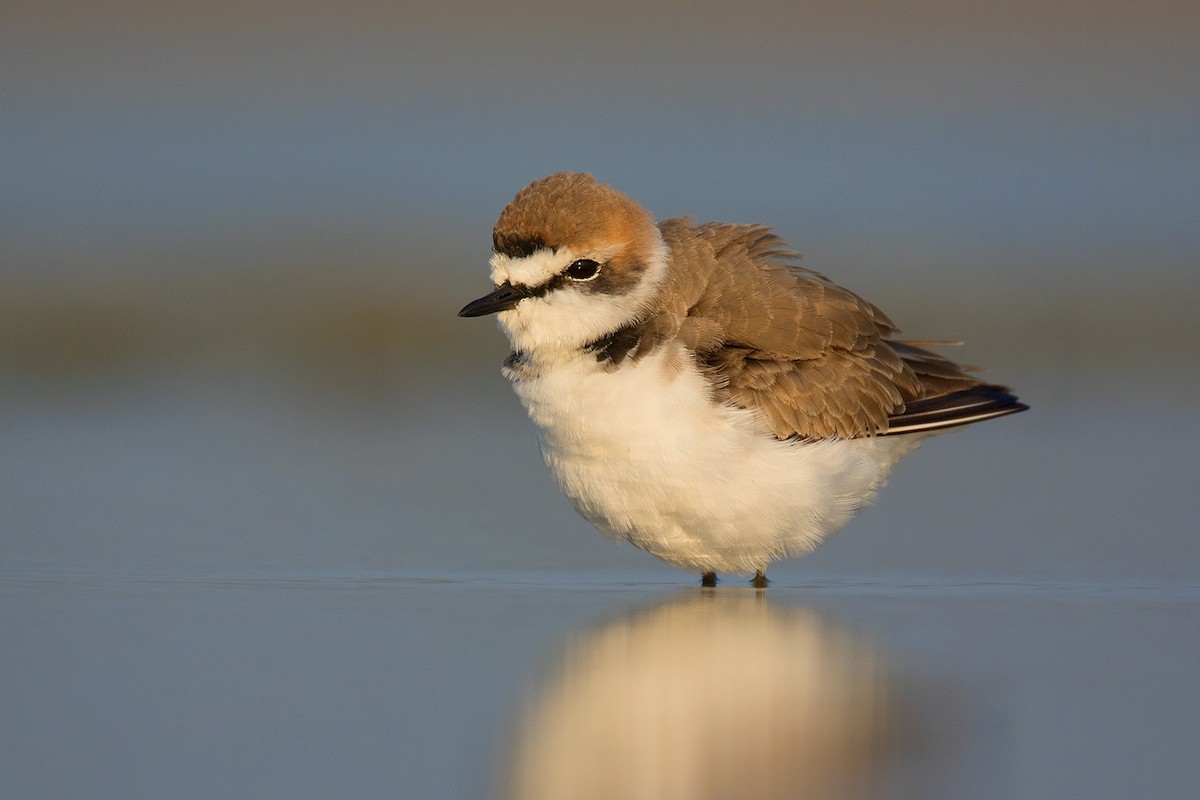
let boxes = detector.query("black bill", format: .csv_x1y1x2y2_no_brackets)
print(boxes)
457,282,532,317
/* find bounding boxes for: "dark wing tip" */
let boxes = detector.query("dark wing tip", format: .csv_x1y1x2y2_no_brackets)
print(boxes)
883,384,1028,436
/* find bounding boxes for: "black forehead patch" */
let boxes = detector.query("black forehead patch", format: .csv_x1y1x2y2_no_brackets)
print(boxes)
493,234,551,259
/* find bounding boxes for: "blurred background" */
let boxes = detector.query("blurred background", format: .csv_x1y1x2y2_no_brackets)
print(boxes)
3,0,1199,578
5,3,1200,799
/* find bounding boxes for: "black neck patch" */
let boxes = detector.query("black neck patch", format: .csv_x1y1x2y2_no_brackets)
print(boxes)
584,323,657,366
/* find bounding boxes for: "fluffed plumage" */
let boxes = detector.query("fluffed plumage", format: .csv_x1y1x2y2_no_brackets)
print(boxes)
461,172,1027,581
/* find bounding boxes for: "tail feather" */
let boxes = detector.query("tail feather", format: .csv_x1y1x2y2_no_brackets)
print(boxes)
883,384,1028,435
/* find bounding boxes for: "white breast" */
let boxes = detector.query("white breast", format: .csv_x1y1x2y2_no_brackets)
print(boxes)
509,343,925,574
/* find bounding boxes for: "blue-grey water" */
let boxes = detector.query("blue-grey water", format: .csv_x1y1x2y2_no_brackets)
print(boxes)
4,369,1199,799
6,570,1197,800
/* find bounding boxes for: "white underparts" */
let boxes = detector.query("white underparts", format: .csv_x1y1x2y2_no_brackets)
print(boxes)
508,342,926,574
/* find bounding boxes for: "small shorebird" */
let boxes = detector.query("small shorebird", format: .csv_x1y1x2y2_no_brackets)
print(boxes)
460,173,1027,587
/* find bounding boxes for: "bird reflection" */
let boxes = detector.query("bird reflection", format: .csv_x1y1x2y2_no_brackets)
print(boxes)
497,591,894,800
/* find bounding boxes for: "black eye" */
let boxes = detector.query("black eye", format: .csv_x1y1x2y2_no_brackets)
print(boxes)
564,259,601,281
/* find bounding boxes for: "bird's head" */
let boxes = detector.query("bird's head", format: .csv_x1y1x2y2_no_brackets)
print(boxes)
459,172,667,359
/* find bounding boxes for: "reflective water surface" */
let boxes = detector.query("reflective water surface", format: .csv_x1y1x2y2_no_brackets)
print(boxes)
3,375,1200,799
499,594,890,800
5,570,1197,800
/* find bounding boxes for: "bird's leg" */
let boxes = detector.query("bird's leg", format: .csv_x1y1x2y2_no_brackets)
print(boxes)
700,572,717,587
751,570,770,589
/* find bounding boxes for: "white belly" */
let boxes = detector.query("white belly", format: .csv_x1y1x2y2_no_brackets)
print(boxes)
510,344,924,574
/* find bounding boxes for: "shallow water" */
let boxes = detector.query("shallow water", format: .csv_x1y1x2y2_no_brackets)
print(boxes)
4,571,1197,799
3,372,1200,798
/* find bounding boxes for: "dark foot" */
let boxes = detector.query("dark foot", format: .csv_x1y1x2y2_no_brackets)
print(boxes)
700,572,717,587
751,570,769,588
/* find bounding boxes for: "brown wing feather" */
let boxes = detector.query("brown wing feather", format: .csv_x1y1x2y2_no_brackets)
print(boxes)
653,218,984,440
